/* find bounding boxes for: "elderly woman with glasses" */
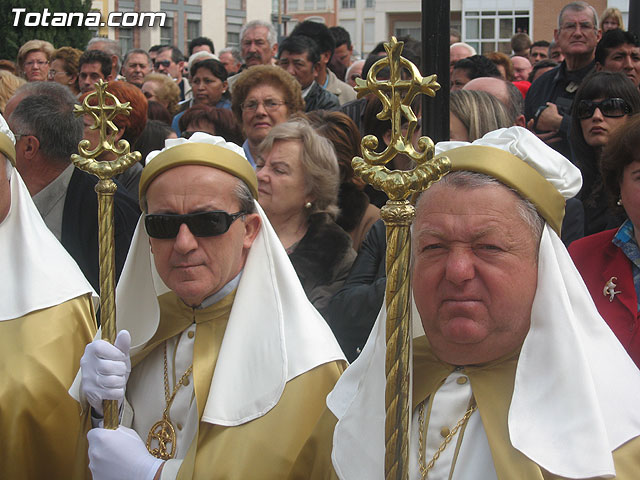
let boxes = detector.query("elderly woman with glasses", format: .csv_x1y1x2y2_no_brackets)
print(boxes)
48,47,82,96
570,71,640,236
17,39,54,82
231,65,304,167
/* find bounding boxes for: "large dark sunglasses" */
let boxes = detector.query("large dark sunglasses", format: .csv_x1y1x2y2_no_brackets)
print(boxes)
154,60,172,69
145,210,247,239
576,98,632,120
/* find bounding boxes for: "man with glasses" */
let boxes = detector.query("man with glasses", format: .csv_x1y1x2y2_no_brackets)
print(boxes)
76,133,345,479
5,81,139,293
525,1,601,161
277,35,340,113
155,45,191,103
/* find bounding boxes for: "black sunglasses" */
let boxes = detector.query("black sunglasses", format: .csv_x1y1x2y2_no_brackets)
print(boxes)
154,60,172,69
145,210,247,239
576,98,632,120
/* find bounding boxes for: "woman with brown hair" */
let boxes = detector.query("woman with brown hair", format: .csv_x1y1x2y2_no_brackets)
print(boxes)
48,47,82,96
141,72,181,115
231,65,304,167
306,110,380,251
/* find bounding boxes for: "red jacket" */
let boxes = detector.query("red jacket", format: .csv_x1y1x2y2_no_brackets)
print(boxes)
569,228,640,367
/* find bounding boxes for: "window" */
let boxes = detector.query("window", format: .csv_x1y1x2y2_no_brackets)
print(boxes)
161,16,174,45
342,0,355,8
227,0,242,9
187,19,200,41
119,28,133,54
463,10,529,54
364,19,374,44
288,0,298,11
304,0,314,10
366,0,374,7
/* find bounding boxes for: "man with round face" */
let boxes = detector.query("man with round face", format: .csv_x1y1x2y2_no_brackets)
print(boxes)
512,55,533,82
77,134,345,479
525,1,601,161
595,29,640,88
324,127,640,479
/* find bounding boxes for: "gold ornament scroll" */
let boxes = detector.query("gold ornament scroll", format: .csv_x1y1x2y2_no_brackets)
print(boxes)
352,37,451,480
71,79,141,429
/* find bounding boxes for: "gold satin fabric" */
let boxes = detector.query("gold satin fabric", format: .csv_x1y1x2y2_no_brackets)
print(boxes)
131,290,345,479
0,294,96,480
307,335,640,479
412,335,640,479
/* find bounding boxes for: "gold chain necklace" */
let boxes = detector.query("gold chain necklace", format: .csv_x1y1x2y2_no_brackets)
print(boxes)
146,341,193,460
418,398,477,479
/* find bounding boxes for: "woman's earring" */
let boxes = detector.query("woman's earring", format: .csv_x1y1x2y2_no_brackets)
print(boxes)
305,202,312,209
617,198,623,206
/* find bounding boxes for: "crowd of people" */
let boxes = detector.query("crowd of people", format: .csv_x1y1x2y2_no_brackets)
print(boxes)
3,1,640,479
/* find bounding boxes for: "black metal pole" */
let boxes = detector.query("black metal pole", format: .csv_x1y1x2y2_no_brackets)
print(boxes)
422,0,450,142
629,2,639,36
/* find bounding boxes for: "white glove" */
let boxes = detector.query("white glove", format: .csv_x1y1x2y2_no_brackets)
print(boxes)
80,330,131,416
88,425,164,480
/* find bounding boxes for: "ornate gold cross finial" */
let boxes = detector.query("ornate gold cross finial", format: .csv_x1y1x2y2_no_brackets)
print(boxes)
71,79,141,430
72,79,141,179
353,36,450,201
352,37,450,480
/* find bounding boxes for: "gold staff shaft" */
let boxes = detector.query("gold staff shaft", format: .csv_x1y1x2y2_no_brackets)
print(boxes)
72,79,141,430
351,36,449,479
382,202,414,479
96,179,119,428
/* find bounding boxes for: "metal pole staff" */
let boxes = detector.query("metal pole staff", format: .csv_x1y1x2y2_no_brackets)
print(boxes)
71,79,141,429
352,37,451,479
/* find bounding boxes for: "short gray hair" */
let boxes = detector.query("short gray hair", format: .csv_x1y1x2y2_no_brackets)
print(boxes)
558,1,598,29
450,42,476,56
240,20,277,48
258,117,340,218
422,171,544,243
9,82,82,164
219,47,242,64
87,37,122,72
123,48,151,67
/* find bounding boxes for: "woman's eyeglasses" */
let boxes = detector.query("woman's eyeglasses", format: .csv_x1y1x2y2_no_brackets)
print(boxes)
144,210,247,239
576,98,632,120
241,99,286,112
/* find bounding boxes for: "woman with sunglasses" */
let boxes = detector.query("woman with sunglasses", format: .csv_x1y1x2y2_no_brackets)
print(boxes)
569,114,640,368
231,65,304,167
570,71,640,236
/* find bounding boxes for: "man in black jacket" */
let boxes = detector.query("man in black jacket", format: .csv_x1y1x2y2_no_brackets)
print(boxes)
525,1,601,161
6,81,139,294
277,34,340,113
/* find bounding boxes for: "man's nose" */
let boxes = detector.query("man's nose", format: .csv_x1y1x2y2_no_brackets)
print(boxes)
174,223,198,253
444,248,475,284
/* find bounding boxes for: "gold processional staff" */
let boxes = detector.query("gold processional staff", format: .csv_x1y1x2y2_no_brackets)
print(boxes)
71,79,141,429
352,37,451,480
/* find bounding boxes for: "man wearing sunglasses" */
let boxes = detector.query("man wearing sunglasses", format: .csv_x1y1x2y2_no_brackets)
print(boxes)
77,134,345,479
155,45,192,103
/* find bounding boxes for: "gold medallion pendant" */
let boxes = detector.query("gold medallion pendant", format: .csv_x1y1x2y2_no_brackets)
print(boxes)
147,417,177,460
145,340,193,460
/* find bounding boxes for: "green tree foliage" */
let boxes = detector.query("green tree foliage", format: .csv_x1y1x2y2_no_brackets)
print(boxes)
0,0,93,62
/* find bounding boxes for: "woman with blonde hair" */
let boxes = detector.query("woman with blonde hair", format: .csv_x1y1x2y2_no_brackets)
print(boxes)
17,39,54,82
449,89,512,141
141,72,181,115
600,7,624,32
0,71,25,114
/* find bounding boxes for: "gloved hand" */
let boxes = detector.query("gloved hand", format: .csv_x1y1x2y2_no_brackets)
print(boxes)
80,330,131,416
88,425,164,480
